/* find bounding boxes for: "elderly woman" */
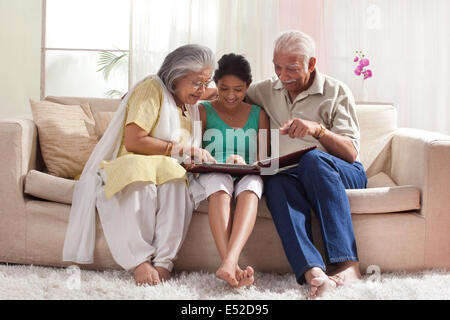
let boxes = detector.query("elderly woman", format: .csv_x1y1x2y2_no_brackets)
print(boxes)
63,44,216,286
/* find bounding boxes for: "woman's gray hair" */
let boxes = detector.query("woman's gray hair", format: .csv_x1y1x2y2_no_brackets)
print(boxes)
157,44,216,94
274,30,316,69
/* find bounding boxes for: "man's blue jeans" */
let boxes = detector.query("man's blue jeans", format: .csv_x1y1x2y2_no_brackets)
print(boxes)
264,149,367,284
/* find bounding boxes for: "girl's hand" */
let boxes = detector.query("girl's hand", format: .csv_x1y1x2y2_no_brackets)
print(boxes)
191,147,217,164
226,154,247,165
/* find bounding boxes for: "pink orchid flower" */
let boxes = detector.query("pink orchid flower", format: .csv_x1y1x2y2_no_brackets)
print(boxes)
353,51,373,80
364,69,373,79
360,58,370,67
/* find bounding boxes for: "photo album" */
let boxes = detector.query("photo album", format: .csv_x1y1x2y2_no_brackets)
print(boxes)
187,146,317,176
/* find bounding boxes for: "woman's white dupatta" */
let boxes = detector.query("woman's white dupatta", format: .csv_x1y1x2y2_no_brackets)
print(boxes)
62,75,201,264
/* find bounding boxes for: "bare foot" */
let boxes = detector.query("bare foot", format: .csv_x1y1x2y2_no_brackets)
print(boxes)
305,267,337,299
134,261,161,286
155,266,171,282
235,266,255,288
328,261,361,286
216,259,239,287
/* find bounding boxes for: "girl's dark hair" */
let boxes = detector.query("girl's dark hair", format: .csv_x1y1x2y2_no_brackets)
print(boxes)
213,53,252,85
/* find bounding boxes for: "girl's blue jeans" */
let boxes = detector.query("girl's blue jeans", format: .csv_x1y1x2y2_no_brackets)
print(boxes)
264,149,367,284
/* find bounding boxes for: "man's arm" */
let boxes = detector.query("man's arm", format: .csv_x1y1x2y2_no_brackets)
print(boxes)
280,118,358,164
312,124,358,163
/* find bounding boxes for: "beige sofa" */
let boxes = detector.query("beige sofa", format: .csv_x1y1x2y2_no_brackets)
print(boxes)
1,96,449,276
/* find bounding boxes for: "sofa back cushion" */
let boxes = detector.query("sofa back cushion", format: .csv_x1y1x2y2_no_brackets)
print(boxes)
355,103,397,174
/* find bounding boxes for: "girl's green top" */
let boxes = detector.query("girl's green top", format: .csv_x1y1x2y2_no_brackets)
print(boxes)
201,101,261,164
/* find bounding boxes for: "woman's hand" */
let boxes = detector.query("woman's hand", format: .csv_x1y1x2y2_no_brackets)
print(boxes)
181,162,196,170
225,154,247,165
173,143,216,164
279,118,321,139
191,147,217,164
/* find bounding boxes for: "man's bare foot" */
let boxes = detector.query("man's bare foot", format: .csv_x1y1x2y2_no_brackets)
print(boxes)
134,261,161,286
155,266,171,282
328,261,361,286
305,267,337,299
235,266,255,287
216,259,239,287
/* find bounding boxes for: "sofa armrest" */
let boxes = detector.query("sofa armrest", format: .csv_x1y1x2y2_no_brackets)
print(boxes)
0,117,38,262
0,117,39,196
391,127,450,268
391,128,450,213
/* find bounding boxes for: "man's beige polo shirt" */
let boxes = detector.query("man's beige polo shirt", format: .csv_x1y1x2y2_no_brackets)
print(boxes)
246,69,360,161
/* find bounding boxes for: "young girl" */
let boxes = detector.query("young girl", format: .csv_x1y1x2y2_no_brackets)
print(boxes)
196,53,270,287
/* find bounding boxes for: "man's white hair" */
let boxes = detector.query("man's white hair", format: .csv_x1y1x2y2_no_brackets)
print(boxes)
274,30,316,69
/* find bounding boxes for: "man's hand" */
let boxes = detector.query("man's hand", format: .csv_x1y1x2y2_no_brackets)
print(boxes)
279,118,321,139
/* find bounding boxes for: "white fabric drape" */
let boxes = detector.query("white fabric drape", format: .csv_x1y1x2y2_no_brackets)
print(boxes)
131,0,279,85
322,0,450,134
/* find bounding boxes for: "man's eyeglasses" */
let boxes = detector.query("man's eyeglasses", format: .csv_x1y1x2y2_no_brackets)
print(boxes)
191,80,212,90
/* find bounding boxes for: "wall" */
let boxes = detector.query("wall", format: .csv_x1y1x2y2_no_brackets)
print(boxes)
0,0,42,119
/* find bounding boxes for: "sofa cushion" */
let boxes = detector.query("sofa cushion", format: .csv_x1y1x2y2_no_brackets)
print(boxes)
24,170,420,214
44,96,120,138
24,170,75,204
30,99,98,179
195,172,420,217
347,172,421,214
92,111,116,138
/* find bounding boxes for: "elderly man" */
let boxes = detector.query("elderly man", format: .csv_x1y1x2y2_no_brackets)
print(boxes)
245,30,367,298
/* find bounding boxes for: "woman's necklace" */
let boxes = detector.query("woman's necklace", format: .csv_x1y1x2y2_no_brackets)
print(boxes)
223,112,234,121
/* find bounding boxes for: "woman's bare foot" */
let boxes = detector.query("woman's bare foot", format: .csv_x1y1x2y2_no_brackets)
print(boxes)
134,261,161,286
155,266,171,282
305,267,337,299
216,259,239,287
235,266,255,287
328,261,361,286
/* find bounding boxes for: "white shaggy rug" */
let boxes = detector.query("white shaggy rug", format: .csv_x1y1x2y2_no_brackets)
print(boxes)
1,263,449,300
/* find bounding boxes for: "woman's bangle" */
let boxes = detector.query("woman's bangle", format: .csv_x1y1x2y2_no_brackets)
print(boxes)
165,141,173,156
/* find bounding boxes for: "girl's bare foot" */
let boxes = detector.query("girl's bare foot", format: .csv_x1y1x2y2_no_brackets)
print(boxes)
328,261,361,286
134,261,161,286
216,259,239,287
235,266,254,287
305,267,337,299
155,266,171,282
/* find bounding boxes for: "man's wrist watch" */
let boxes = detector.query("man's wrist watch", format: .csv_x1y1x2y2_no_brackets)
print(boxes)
313,123,326,140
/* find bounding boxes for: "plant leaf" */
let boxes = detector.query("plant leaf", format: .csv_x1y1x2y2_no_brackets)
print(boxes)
105,89,125,98
97,51,128,80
